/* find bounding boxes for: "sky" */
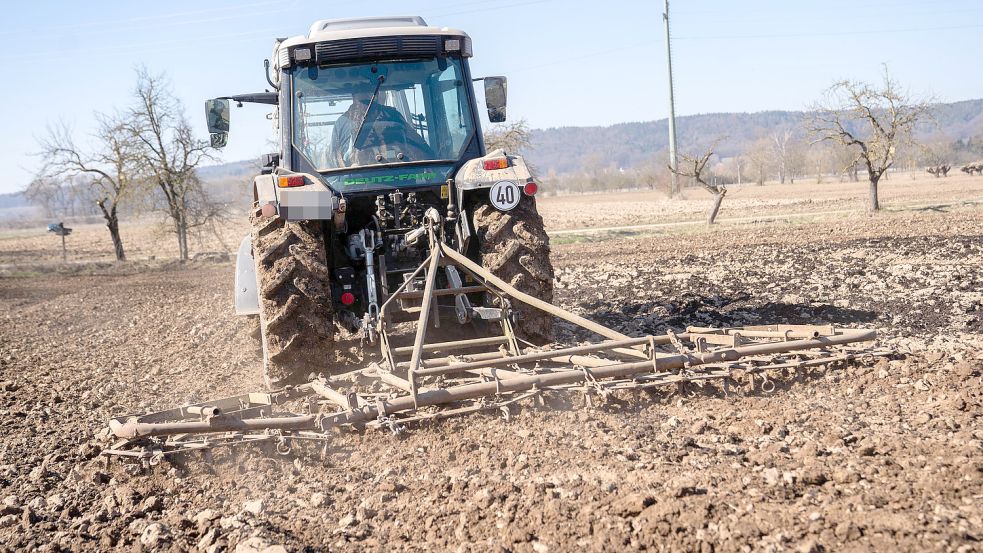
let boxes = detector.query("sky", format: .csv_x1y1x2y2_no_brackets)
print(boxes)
3,0,982,194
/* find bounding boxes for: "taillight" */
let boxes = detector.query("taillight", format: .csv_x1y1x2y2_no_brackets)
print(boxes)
277,175,306,188
523,182,538,196
340,292,355,306
483,158,509,170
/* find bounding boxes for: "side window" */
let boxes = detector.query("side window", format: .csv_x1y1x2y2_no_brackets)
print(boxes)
407,84,430,146
438,66,467,155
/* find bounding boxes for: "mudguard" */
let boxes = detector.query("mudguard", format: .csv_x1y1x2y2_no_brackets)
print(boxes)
454,149,535,192
254,172,336,221
234,234,260,316
453,149,537,252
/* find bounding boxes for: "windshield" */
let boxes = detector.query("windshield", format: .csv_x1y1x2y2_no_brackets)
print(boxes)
291,57,476,172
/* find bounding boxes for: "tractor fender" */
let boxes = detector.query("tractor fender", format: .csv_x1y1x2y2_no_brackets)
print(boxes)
254,174,278,207
256,171,336,221
234,234,260,316
454,149,535,192
453,149,538,251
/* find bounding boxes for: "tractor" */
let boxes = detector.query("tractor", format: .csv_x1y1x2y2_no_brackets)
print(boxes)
100,15,885,457
206,16,553,388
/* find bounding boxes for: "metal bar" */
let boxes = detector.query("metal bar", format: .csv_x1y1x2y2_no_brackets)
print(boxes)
186,406,221,417
414,335,662,378
407,247,443,399
397,351,619,371
563,355,620,368
309,380,357,410
686,325,835,338
392,335,508,356
439,244,633,343
394,285,487,300
376,251,434,319
395,350,506,370
376,370,414,393
467,367,524,379
112,329,875,439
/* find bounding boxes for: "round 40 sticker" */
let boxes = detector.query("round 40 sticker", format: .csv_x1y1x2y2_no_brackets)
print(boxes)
489,180,521,211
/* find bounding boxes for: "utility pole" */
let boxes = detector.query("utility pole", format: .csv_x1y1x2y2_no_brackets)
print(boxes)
663,0,679,197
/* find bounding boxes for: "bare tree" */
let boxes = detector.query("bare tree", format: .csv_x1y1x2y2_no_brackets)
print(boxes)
36,116,142,261
743,137,772,185
483,118,532,155
127,68,218,261
808,68,931,211
23,175,76,219
670,145,726,225
772,129,793,184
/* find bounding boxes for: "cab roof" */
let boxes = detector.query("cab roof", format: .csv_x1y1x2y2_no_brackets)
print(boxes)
279,16,469,51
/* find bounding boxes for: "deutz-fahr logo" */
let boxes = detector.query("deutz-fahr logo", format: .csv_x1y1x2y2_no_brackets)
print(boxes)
343,172,437,186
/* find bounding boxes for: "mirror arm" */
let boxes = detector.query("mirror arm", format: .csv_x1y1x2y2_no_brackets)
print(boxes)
264,59,280,91
217,92,278,106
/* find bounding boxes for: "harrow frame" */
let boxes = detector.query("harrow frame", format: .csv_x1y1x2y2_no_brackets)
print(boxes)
105,235,888,462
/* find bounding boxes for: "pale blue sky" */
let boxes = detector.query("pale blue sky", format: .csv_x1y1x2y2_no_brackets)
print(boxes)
3,0,982,194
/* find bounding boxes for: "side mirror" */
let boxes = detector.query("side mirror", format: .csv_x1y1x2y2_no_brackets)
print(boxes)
483,76,507,123
205,98,231,149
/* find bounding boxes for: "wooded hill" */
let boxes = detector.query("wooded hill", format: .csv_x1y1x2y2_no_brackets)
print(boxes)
525,98,983,175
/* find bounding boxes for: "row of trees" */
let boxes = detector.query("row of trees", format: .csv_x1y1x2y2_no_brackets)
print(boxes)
523,69,944,221
535,69,978,214
664,68,930,222
31,69,220,261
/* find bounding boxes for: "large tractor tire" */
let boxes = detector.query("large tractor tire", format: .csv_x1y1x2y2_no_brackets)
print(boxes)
473,197,555,343
250,209,336,388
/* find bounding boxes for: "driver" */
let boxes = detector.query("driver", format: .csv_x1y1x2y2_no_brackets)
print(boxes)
331,88,433,166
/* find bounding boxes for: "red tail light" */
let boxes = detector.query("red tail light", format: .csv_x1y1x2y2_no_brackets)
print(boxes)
340,292,355,306
523,182,538,196
483,158,509,170
277,175,306,188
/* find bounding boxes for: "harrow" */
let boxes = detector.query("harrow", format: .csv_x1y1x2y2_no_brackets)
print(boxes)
104,232,888,464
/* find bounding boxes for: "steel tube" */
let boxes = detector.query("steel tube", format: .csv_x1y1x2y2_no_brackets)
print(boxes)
309,381,355,410
406,248,443,395
376,370,414,393
439,244,633,343
376,251,434,316
414,336,663,377
395,285,487,300
186,406,221,417
392,335,508,356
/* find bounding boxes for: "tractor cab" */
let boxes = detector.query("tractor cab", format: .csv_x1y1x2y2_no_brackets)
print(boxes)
206,16,507,196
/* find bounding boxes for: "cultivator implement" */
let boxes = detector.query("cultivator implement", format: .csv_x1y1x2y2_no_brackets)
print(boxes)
104,232,889,464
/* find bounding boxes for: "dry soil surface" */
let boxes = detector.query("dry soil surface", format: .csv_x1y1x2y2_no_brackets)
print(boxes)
1,197,982,552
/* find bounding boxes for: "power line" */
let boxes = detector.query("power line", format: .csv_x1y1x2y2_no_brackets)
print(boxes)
676,23,983,40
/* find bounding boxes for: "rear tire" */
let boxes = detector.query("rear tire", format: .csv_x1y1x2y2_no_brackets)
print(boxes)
473,196,555,343
251,209,337,388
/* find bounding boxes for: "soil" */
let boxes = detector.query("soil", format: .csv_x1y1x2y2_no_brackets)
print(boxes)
0,178,981,552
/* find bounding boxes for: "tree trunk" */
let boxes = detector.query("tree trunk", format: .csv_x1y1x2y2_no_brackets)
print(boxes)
97,200,126,261
706,188,727,225
868,175,880,212
108,218,125,261
172,213,188,261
